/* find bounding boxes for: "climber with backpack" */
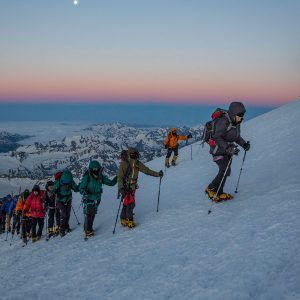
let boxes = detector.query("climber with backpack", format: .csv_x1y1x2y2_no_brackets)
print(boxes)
43,181,60,238
117,148,163,228
15,189,31,244
23,185,45,242
79,160,117,238
204,102,250,202
163,128,192,168
12,190,29,236
51,169,79,237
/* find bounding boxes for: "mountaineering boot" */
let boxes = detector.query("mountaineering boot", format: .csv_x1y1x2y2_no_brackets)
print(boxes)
48,227,54,238
218,193,233,200
120,218,129,227
205,187,216,199
60,231,66,238
165,157,170,168
126,219,136,228
171,155,178,166
32,237,38,243
55,225,60,236
86,231,94,237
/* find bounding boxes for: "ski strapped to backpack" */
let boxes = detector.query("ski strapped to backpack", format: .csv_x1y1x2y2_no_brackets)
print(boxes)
201,108,232,147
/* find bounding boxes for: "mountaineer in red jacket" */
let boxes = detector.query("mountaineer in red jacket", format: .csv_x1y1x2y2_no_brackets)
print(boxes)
23,185,45,242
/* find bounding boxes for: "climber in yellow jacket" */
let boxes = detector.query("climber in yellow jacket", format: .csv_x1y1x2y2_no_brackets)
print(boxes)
163,128,192,167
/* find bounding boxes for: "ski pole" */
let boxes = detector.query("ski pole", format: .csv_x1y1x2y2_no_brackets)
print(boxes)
191,144,193,160
208,156,233,215
156,177,162,212
113,197,123,234
71,205,81,225
235,151,247,193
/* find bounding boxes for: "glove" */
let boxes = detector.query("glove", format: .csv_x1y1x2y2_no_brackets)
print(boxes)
158,170,164,178
243,141,250,151
187,134,192,139
164,145,168,149
119,188,126,198
17,211,22,216
226,145,240,156
96,199,101,207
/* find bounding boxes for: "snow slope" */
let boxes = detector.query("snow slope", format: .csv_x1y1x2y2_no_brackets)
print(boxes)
0,101,299,300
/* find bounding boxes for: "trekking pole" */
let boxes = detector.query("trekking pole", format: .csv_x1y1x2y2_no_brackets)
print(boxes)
156,177,162,212
113,196,123,234
9,231,15,246
71,205,81,225
191,144,193,160
208,156,233,215
4,216,11,241
45,210,49,241
235,151,247,193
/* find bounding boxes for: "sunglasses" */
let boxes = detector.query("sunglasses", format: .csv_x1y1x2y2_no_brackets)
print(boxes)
236,113,244,117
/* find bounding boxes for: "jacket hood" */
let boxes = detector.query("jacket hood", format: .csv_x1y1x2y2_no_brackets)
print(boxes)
127,147,139,160
128,147,139,155
60,169,73,184
89,160,101,170
228,102,246,119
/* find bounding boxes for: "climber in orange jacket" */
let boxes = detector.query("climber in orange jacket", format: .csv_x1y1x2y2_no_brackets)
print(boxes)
163,128,192,167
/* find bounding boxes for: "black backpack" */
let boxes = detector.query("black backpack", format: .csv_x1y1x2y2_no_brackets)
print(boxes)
201,108,232,146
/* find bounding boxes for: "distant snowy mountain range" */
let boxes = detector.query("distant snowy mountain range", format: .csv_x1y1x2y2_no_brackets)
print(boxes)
0,131,32,153
0,123,203,180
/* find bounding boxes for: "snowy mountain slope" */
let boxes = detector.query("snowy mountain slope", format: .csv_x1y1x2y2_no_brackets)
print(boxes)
0,101,299,300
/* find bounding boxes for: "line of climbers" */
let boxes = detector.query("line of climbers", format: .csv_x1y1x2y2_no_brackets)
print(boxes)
0,101,250,244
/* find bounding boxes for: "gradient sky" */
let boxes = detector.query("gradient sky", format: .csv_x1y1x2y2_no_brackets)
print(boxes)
0,0,299,106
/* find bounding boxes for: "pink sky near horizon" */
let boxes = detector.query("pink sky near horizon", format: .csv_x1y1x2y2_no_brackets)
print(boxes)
0,1,299,107
0,63,298,106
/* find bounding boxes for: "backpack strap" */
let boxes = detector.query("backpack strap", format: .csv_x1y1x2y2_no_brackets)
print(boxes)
223,111,233,132
123,161,133,190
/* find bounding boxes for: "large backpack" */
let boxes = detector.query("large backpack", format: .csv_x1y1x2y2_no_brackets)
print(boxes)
201,108,232,146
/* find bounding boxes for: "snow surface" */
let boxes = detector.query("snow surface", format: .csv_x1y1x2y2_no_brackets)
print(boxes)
0,101,300,300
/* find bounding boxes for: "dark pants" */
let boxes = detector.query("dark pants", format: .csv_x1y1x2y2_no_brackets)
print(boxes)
31,217,44,238
84,203,97,233
57,201,72,234
12,214,21,233
120,202,135,221
21,217,32,239
0,214,6,232
208,155,232,195
166,147,178,158
47,208,60,229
